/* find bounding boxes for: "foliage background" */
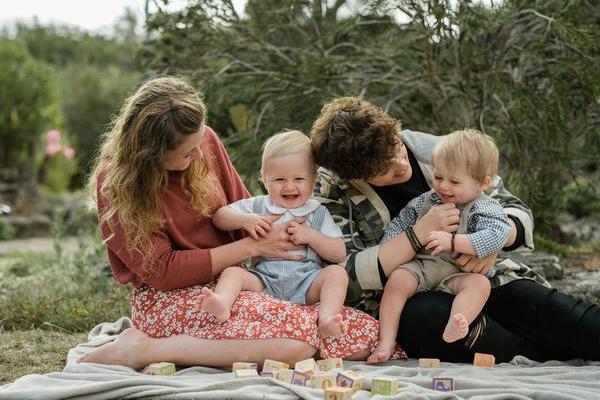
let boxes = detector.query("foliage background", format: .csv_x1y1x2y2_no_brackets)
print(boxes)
141,0,599,234
0,1,598,339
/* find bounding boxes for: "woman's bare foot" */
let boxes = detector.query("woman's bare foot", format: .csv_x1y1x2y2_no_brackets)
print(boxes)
367,340,396,364
77,328,150,370
443,313,469,343
197,287,231,321
318,314,345,338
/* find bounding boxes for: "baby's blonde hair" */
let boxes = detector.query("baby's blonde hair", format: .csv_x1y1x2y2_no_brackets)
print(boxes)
261,130,316,174
433,129,499,183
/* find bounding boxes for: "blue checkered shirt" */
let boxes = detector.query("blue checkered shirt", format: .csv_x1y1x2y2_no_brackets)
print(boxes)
382,191,510,258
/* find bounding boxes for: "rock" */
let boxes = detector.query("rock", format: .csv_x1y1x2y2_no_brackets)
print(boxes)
549,269,600,306
559,215,600,244
3,214,52,238
510,252,564,280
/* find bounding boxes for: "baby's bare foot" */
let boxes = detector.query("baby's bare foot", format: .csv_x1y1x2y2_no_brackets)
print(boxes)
197,287,230,321
367,341,396,364
77,328,149,370
318,314,345,338
443,313,469,343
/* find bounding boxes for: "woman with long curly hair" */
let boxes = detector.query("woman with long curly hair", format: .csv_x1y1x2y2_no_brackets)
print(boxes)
79,77,403,369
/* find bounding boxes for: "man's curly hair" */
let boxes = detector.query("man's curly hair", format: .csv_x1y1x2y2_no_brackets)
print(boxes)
310,97,401,180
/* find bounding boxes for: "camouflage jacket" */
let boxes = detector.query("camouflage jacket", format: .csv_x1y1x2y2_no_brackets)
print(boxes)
313,129,549,316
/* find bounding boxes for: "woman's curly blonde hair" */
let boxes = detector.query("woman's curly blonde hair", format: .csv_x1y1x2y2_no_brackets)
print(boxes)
88,76,218,267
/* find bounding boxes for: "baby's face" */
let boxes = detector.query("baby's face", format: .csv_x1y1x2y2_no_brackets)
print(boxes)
432,161,487,205
262,152,316,209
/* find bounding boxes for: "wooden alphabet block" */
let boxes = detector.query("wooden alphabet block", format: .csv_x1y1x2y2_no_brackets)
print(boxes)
310,373,337,389
432,377,454,391
336,370,364,393
370,376,398,395
295,357,317,377
324,386,353,400
232,362,258,371
263,359,289,372
233,369,259,378
418,358,441,368
147,362,176,375
316,358,344,371
291,370,310,386
277,368,294,383
473,352,495,367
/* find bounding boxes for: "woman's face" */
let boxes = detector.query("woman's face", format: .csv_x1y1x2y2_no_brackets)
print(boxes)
366,143,413,186
164,125,205,171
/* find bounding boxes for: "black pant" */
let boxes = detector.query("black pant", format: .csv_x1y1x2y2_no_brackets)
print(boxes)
397,279,600,362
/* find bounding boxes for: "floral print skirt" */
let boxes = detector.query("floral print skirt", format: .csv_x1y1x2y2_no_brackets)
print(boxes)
131,283,406,360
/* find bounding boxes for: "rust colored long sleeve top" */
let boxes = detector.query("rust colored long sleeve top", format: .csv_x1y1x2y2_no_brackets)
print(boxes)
97,127,250,291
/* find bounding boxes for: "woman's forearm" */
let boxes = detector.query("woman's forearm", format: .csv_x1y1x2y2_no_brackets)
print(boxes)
211,206,245,231
209,237,256,276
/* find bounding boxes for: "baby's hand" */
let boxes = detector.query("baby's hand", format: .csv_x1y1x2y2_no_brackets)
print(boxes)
242,214,278,240
287,221,314,245
425,230,452,256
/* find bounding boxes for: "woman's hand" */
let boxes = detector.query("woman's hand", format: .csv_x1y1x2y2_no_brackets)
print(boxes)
241,214,279,240
252,217,306,260
413,203,459,243
455,253,497,274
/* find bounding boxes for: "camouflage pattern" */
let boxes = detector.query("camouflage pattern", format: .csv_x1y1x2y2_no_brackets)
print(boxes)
313,130,550,316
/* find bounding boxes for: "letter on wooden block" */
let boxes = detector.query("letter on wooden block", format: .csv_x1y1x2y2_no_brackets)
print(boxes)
232,362,258,371
473,352,495,367
432,377,454,391
324,386,353,400
147,362,176,375
233,369,259,378
371,376,398,395
419,358,441,368
263,359,290,372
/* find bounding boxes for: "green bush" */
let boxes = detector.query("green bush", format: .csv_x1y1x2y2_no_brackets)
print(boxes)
0,39,60,171
0,219,16,241
0,218,130,332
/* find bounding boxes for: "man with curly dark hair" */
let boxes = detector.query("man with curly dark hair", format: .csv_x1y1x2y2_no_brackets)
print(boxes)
311,96,600,363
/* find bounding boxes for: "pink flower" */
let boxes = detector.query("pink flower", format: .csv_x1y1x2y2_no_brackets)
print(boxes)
47,130,61,144
46,143,62,155
63,147,75,160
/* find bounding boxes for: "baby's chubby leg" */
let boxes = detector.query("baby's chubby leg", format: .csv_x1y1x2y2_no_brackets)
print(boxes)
368,268,418,364
305,265,348,338
195,266,264,320
443,273,491,343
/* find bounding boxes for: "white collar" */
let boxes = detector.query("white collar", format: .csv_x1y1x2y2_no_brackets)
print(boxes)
264,197,321,216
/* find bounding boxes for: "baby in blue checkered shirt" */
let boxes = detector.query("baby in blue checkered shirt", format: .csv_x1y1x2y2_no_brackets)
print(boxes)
369,129,510,364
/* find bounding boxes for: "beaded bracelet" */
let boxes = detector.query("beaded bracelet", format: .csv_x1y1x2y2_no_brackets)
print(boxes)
406,226,423,253
451,232,457,253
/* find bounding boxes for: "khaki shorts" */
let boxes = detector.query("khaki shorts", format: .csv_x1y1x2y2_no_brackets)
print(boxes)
398,254,469,293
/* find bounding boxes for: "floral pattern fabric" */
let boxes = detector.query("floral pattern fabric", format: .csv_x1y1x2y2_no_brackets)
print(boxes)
131,284,407,361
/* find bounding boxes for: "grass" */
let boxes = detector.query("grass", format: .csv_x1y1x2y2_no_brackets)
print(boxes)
0,212,131,385
0,329,86,385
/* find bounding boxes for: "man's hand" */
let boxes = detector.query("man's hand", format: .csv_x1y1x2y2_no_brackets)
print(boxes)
455,253,497,274
414,203,459,243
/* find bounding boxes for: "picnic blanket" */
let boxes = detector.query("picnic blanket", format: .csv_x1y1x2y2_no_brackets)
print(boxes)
1,317,600,400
